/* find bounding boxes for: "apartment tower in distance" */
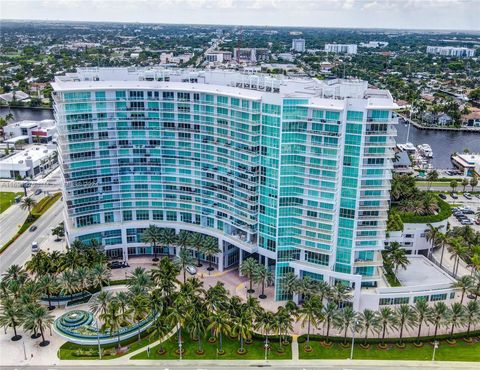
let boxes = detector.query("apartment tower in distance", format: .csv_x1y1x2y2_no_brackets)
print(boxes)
52,68,397,309
291,38,306,52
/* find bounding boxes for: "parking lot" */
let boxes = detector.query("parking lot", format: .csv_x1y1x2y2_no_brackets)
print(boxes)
442,192,480,231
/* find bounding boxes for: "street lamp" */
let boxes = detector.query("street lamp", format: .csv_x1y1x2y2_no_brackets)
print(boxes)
264,337,269,362
95,318,102,360
350,319,358,360
432,340,439,361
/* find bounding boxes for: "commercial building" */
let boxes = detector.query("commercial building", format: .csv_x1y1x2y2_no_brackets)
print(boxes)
52,67,397,308
291,39,306,53
2,119,56,144
0,144,58,179
233,48,270,63
426,46,475,58
324,44,358,54
205,51,233,63
451,153,480,176
360,41,389,48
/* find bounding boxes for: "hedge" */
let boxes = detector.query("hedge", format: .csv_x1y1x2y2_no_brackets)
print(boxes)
297,329,480,344
396,197,452,224
0,192,62,254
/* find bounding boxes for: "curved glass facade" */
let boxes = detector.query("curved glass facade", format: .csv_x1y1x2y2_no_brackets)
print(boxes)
53,68,397,304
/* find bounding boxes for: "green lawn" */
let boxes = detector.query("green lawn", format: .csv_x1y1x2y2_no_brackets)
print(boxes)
58,328,156,360
131,334,292,360
0,192,22,213
299,339,480,362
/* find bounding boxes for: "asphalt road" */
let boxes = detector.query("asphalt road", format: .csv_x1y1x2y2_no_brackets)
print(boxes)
0,198,64,274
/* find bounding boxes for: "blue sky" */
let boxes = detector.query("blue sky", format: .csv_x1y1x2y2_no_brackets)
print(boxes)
2,0,479,31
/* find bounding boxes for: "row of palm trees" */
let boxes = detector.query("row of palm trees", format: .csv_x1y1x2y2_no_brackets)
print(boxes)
0,265,55,346
141,225,220,269
239,258,273,298
390,174,440,216
449,177,478,193
299,295,480,350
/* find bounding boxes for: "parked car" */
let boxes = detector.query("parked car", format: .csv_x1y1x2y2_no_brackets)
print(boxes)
463,193,473,200
475,219,480,225
438,193,447,200
108,261,125,269
461,220,474,225
29,225,37,232
34,189,42,196
450,193,458,199
186,265,197,275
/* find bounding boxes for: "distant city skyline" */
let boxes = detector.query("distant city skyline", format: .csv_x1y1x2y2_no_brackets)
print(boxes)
1,0,479,31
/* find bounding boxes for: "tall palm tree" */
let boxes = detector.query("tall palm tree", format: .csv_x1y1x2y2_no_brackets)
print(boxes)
90,291,112,317
90,263,111,290
167,297,190,356
176,230,192,251
188,306,207,354
127,267,151,293
203,237,221,272
130,294,150,340
463,301,480,337
22,304,54,346
38,274,57,310
330,283,351,306
334,306,358,346
428,302,449,341
141,225,163,261
253,264,273,299
207,310,231,354
425,224,444,259
25,250,49,277
317,281,332,303
22,303,42,339
116,292,131,320
232,308,253,353
0,297,23,341
189,232,205,267
150,257,179,303
100,300,124,348
452,276,473,304
152,316,171,354
57,270,78,300
377,307,395,346
298,296,321,349
436,232,448,268
255,309,275,353
159,228,177,256
75,266,90,292
449,238,468,277
322,301,337,344
2,265,28,287
413,299,431,344
240,257,258,294
384,242,410,274
175,248,196,283
446,303,465,339
358,309,379,346
280,271,299,300
20,197,37,220
273,306,294,352
394,304,415,345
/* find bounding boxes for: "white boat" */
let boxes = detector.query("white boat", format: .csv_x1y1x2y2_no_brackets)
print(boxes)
397,142,417,154
417,144,433,158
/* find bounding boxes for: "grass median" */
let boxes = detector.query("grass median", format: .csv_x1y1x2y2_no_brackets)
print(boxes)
0,192,61,254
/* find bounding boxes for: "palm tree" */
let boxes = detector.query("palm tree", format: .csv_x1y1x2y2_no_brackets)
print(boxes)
130,294,149,340
394,304,415,345
279,271,299,300
469,177,478,192
188,306,207,354
175,248,196,283
450,179,458,193
384,242,410,274
255,309,275,354
253,264,273,299
452,276,473,304
446,303,465,340
426,170,439,190
317,281,332,303
413,299,431,344
127,267,151,293
232,309,252,354
377,307,395,346
25,250,49,277
273,306,294,352
90,291,112,317
116,292,131,320
57,270,78,300
2,265,28,287
436,232,448,268
141,225,163,261
461,178,469,192
448,238,468,277
150,257,179,303
100,300,124,348
358,309,379,346
0,297,23,341
90,264,111,290
298,296,320,349
330,283,351,305
22,304,54,346
425,224,444,259
203,237,220,272
20,197,37,220
463,301,480,337
189,232,205,267
159,228,177,256
428,302,448,341
322,301,337,344
334,306,357,346
207,310,231,355
167,296,190,356
152,316,170,354
38,274,57,310
240,257,258,294
75,266,90,292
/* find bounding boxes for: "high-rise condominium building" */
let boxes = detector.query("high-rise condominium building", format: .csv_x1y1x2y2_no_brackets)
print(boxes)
426,46,475,58
52,68,396,308
324,44,358,54
291,39,306,53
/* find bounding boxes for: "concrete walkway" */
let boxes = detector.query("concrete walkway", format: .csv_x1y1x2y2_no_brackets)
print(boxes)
291,335,299,361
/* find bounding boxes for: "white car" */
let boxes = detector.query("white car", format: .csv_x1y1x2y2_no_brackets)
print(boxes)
31,241,39,253
186,265,197,275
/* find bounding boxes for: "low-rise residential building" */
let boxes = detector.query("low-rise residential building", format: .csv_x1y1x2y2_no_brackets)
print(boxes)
426,46,475,58
462,108,480,127
324,43,358,54
0,90,30,103
2,119,56,144
0,144,58,179
360,41,389,48
393,151,414,174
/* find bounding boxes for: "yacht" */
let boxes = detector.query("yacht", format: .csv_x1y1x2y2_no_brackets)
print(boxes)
417,144,433,158
397,142,417,155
